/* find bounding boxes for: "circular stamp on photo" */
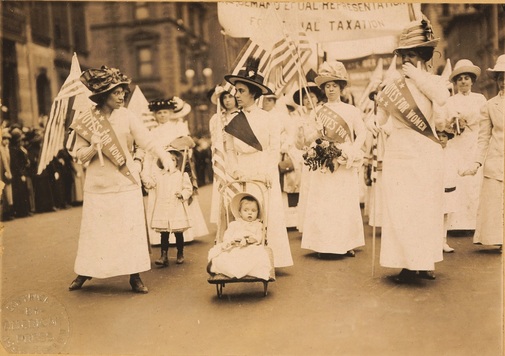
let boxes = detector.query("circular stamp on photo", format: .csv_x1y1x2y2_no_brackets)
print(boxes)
1,291,70,354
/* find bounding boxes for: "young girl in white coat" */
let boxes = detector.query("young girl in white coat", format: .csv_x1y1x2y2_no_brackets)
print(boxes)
150,149,193,266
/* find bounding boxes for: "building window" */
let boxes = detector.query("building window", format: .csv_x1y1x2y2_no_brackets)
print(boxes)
137,46,154,78
53,2,70,49
31,2,51,46
70,3,87,54
36,71,52,117
134,2,149,20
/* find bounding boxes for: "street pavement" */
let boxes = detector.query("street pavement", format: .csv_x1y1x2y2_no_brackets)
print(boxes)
0,184,503,356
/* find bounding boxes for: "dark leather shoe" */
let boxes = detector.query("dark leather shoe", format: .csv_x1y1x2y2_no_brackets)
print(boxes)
393,269,416,284
129,276,148,293
418,270,436,280
346,250,355,257
176,252,184,264
69,275,91,291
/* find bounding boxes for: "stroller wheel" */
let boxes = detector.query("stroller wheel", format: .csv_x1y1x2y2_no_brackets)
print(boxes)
216,283,223,298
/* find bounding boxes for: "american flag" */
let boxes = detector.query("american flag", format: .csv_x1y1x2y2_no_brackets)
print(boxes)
38,53,91,174
222,39,271,96
266,32,312,96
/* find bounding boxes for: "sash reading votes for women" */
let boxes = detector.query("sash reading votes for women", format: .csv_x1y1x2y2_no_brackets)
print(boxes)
70,108,137,184
316,105,352,144
376,77,440,144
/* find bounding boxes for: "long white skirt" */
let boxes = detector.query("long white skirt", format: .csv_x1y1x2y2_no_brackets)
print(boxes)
474,178,503,246
380,130,444,271
302,166,365,254
74,189,151,278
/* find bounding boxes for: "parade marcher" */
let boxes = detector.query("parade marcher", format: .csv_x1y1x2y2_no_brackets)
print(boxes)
208,86,239,234
298,61,366,257
370,18,450,282
293,82,323,233
224,57,293,268
461,54,505,249
149,149,193,266
263,90,300,228
445,59,487,232
9,127,31,218
141,97,209,246
26,128,56,213
67,66,175,293
0,130,14,220
437,126,459,253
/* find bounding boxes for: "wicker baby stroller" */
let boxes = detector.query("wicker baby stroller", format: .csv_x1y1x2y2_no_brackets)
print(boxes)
207,180,275,298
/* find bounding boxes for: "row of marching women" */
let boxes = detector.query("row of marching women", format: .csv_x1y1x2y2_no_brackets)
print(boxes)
64,16,502,294
0,124,84,221
207,16,503,284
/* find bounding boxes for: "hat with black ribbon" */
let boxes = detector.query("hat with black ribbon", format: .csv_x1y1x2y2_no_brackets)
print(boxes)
224,57,273,96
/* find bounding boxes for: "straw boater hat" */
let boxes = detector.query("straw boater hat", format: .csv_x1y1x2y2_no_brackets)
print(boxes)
80,66,131,104
148,96,191,120
229,192,263,221
449,59,481,82
314,61,349,88
487,54,505,78
292,82,323,105
394,17,439,52
224,57,273,96
210,85,229,106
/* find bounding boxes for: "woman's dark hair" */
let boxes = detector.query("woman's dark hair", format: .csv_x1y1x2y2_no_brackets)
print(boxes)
322,80,346,93
94,84,130,107
236,80,263,100
454,73,477,84
219,91,238,108
412,47,435,62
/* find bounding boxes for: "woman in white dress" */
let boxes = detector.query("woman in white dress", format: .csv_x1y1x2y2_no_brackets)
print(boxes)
461,54,505,249
371,18,449,282
224,58,293,268
67,66,174,293
298,62,366,257
293,83,323,233
445,59,487,232
141,98,209,246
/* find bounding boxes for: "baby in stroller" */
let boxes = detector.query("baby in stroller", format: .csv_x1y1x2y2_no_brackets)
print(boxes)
207,193,272,280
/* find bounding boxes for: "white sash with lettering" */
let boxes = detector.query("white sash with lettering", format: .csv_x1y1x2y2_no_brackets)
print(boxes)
316,105,352,144
70,108,137,184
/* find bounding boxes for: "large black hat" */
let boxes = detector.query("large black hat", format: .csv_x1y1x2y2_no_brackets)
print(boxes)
148,97,191,119
224,57,273,95
292,82,323,105
80,66,131,103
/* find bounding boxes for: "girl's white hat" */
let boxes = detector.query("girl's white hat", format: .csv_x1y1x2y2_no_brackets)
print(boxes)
229,192,262,221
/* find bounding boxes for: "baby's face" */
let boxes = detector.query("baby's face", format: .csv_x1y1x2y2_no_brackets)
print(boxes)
239,201,258,222
437,132,449,148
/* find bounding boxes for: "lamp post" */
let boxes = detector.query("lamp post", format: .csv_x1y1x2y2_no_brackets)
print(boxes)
182,67,213,138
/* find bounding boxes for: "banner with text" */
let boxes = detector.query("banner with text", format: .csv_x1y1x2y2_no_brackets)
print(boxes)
218,2,420,43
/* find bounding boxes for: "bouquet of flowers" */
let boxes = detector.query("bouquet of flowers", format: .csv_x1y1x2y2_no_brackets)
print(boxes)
303,138,342,173
448,114,467,135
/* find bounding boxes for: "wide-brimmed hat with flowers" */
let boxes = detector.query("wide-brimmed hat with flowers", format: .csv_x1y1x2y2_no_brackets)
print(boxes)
224,57,273,96
230,192,263,221
487,54,505,78
450,59,481,82
80,66,131,103
394,17,439,52
292,82,323,105
314,61,349,88
148,96,191,119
